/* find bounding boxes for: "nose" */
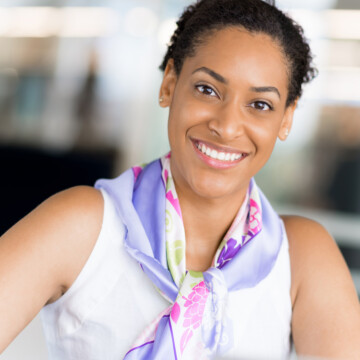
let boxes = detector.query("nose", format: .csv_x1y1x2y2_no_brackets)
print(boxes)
208,100,245,140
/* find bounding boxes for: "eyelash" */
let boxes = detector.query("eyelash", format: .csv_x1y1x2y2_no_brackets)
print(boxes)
249,101,274,111
195,84,218,98
195,84,274,111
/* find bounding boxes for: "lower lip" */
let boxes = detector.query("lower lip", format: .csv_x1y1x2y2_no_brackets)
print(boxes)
191,141,246,169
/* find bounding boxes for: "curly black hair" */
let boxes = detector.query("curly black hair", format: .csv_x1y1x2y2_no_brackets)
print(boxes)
159,0,317,107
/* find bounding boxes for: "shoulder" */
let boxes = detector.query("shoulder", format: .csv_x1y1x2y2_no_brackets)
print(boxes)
31,186,104,251
5,185,104,247
37,185,104,234
281,215,360,358
49,186,103,224
281,214,331,245
39,186,105,293
280,215,344,302
280,215,343,302
2,186,105,302
0,186,105,348
43,185,103,214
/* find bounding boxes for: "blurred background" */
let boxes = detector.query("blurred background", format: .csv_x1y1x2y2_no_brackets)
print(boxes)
0,0,359,359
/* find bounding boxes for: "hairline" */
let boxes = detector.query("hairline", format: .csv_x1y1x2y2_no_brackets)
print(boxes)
172,25,294,106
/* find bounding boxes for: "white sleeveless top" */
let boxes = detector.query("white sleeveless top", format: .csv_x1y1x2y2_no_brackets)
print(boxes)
41,189,292,359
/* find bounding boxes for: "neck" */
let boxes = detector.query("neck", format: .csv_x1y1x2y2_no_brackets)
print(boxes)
175,182,248,271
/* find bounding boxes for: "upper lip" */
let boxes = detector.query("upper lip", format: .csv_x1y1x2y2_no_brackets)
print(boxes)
190,137,248,155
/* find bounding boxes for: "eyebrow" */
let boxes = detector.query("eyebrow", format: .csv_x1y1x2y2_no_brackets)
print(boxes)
192,67,228,84
192,66,281,99
250,86,281,99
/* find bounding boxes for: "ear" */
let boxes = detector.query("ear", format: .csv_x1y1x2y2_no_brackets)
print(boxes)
278,99,298,141
159,59,177,108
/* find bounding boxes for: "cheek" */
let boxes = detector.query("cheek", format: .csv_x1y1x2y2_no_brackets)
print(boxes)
249,120,281,158
168,98,213,140
256,124,280,143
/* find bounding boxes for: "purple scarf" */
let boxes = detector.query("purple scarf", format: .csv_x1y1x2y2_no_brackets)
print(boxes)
95,156,283,359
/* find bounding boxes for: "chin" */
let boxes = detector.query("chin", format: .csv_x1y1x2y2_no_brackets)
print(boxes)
187,173,242,201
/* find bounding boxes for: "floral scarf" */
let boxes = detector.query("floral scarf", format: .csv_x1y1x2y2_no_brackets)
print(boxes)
95,153,283,359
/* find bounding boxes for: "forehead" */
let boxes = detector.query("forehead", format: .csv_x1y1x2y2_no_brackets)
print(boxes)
181,27,289,90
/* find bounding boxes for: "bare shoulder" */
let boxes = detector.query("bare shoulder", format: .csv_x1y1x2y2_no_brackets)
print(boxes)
281,214,332,248
41,185,103,216
31,185,103,234
10,185,104,228
281,215,360,358
1,185,105,296
0,186,104,351
22,185,104,290
281,216,338,284
280,215,349,302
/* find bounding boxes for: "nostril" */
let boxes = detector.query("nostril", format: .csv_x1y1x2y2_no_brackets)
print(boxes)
208,116,244,140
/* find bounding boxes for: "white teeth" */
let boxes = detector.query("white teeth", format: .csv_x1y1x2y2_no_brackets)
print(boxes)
196,142,244,162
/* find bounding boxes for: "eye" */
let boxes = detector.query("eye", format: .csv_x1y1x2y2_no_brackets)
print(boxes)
250,101,273,111
195,84,218,97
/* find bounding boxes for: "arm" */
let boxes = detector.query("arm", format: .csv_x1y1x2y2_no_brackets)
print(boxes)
283,216,360,359
0,186,103,352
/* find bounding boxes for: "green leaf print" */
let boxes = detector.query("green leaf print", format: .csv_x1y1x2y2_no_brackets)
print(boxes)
179,273,186,286
167,240,185,278
171,240,184,265
165,210,173,233
166,176,173,192
188,270,203,278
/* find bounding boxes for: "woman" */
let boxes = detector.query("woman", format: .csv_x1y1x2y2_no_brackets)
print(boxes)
1,0,359,358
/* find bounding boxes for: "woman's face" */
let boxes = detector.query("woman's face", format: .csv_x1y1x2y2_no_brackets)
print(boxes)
160,27,297,202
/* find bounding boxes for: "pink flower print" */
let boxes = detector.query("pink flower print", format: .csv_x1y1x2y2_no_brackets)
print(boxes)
249,199,262,235
171,302,180,324
180,281,209,353
132,166,143,182
164,169,169,183
180,328,193,354
166,190,182,218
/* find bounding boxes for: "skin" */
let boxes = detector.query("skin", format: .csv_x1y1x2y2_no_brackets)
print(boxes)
0,27,359,358
159,28,296,269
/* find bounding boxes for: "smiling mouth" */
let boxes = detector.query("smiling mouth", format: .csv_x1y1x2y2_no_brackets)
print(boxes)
193,139,248,163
